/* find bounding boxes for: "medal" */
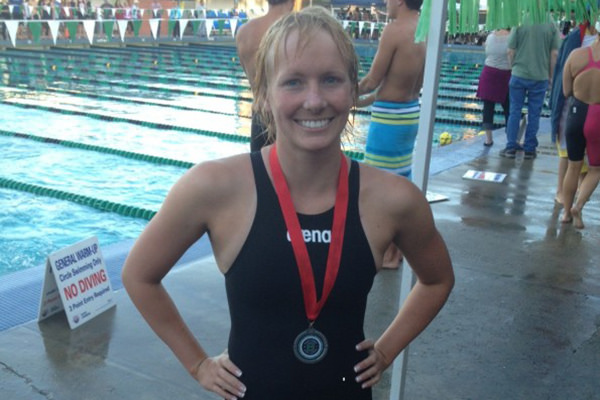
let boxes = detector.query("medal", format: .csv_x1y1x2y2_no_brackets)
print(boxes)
269,145,349,364
293,325,329,364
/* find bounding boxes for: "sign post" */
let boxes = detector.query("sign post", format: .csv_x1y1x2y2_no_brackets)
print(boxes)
38,236,115,329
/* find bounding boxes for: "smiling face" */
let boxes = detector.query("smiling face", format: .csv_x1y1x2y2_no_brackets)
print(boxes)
265,29,353,152
253,7,358,148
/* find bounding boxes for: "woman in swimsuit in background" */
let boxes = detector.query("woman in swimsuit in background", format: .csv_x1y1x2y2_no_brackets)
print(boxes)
561,19,600,229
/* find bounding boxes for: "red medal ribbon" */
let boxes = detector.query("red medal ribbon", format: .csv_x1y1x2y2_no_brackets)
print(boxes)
269,145,349,322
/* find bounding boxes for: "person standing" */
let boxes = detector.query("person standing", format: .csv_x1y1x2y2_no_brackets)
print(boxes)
560,26,600,229
357,0,425,268
122,7,454,400
151,0,162,38
476,28,512,147
235,0,294,152
500,21,560,159
549,21,596,204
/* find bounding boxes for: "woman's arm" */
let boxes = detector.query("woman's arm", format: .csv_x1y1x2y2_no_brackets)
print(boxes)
122,162,247,400
562,53,575,97
354,177,454,387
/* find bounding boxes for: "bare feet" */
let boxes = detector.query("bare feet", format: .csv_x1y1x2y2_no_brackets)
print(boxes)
554,194,563,205
560,211,572,224
571,207,584,229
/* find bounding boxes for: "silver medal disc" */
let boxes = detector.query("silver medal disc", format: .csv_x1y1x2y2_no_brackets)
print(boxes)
293,327,328,364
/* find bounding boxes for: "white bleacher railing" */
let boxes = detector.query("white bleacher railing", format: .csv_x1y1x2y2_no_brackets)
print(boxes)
0,6,251,46
0,6,385,47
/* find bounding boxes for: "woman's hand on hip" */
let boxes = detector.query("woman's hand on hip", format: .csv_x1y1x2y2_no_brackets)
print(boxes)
195,350,246,399
353,339,390,389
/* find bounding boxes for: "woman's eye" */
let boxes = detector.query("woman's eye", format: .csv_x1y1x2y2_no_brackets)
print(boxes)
324,76,343,85
283,79,301,88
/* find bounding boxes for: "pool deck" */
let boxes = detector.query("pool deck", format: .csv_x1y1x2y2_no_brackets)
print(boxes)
1,119,600,400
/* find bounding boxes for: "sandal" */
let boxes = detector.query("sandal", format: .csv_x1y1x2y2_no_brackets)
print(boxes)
483,141,494,147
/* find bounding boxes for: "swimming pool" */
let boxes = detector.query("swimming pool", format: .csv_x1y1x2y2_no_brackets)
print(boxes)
0,43,524,277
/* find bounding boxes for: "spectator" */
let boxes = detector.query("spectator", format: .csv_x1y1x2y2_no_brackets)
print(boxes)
151,0,162,38
500,21,560,159
476,28,511,147
0,0,10,40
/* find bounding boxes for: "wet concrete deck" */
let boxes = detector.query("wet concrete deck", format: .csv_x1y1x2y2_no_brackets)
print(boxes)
1,123,599,400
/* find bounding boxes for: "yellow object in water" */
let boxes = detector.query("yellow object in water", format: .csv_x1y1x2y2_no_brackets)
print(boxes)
439,132,452,146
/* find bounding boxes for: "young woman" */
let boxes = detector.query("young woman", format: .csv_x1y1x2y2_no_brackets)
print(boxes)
561,24,600,229
122,7,454,400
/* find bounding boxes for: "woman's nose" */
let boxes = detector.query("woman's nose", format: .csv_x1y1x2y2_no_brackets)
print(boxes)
303,83,327,111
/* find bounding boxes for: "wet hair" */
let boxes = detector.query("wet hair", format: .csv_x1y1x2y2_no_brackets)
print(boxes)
253,6,359,144
405,0,423,11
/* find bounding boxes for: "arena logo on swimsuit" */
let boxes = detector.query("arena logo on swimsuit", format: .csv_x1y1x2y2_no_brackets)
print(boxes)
286,229,331,244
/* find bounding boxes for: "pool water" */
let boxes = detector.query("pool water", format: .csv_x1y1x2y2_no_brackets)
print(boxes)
0,44,508,277
0,187,147,277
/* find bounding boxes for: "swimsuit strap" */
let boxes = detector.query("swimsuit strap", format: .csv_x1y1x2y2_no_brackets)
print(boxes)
590,47,600,68
576,47,600,76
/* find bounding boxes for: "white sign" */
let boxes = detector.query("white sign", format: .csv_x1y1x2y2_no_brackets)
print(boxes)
38,237,115,329
462,169,507,183
426,191,449,204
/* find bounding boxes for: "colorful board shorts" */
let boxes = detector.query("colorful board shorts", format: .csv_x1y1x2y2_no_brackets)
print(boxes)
364,100,420,179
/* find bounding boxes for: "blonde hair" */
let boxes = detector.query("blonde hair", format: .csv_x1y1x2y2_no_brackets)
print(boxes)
253,6,359,144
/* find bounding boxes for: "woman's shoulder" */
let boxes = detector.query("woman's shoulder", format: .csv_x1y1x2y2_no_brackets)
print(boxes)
358,163,424,210
567,46,591,67
181,153,254,200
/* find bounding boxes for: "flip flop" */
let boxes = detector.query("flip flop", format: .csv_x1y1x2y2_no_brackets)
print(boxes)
483,141,494,147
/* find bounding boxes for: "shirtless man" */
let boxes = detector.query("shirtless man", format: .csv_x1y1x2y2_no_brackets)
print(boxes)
357,0,425,268
235,0,294,151
560,27,600,229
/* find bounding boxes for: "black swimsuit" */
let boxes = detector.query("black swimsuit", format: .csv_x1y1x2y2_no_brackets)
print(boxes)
225,152,376,399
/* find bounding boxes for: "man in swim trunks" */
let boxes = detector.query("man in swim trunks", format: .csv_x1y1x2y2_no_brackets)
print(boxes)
235,0,294,151
561,22,600,229
357,0,425,268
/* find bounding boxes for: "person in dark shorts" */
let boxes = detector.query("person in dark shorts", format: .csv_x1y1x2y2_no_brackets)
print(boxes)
561,26,600,229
